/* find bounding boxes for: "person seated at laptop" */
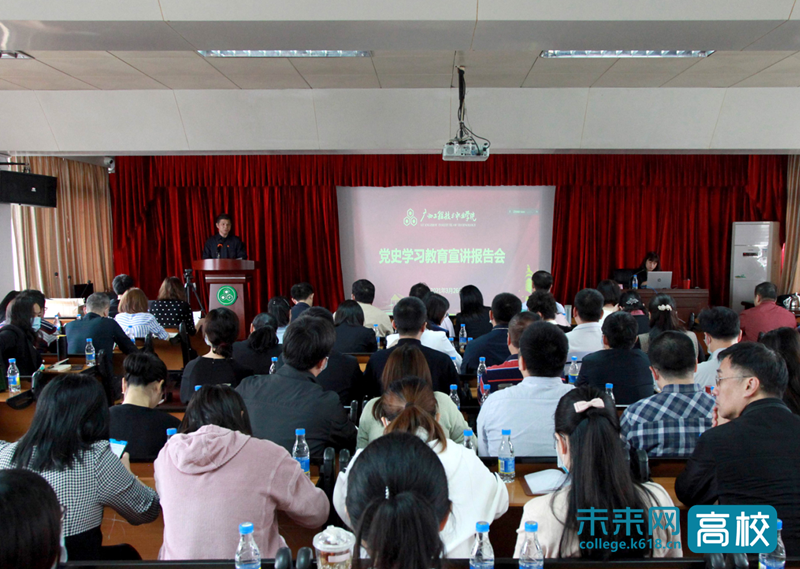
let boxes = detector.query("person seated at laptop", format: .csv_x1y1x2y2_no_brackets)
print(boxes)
483,312,540,389
634,251,660,288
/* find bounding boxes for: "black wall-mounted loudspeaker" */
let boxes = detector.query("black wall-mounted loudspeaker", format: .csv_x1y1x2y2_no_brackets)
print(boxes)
0,171,57,208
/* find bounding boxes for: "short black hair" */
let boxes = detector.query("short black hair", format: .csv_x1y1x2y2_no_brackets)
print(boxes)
508,312,540,348
532,270,553,291
352,279,376,304
698,307,740,341
112,274,134,296
755,281,778,300
426,293,450,325
123,352,167,387
596,280,621,306
181,384,252,435
335,300,365,327
409,283,431,300
491,293,522,325
301,306,335,324
574,288,604,322
649,331,697,379
519,321,568,378
204,307,239,358
719,342,789,398
393,296,427,335
601,311,638,349
214,213,232,224
526,291,557,320
290,282,314,301
282,314,335,371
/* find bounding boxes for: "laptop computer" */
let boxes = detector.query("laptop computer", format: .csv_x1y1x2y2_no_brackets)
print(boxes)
647,271,673,289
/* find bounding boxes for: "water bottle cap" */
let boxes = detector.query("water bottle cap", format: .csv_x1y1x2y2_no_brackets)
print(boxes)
571,356,578,361
194,385,201,391
8,358,14,363
450,384,458,390
461,324,465,328
525,521,539,532
484,385,491,392
87,338,92,342
778,519,783,530
296,428,306,436
476,521,490,532
464,429,473,436
468,337,473,341
239,522,254,535
479,357,486,362
449,337,454,341
502,429,511,436
374,324,378,327
271,357,278,362
166,428,177,436
605,383,613,389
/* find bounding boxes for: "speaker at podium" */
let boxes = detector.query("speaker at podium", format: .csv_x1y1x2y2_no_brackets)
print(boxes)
192,259,256,340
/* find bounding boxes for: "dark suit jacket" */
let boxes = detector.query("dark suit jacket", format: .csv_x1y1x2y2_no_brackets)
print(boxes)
232,340,282,375
461,326,510,374
201,234,247,259
0,324,42,377
362,338,459,398
333,323,377,354
236,364,357,457
676,398,800,555
576,348,653,405
455,307,493,340
108,296,120,319
65,313,138,358
290,302,310,321
275,350,364,408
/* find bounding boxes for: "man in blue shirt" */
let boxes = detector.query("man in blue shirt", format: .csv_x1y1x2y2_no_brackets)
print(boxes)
461,292,522,374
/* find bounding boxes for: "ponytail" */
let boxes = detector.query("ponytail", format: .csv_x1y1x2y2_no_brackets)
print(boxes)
378,376,447,450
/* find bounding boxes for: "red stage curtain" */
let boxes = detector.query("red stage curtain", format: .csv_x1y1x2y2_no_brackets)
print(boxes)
110,154,785,311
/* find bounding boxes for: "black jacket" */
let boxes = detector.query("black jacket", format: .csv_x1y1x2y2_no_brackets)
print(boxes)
0,324,42,377
236,364,357,457
461,326,510,374
333,323,377,354
64,313,138,358
455,307,493,340
676,398,800,555
201,234,247,260
275,350,364,408
232,340,282,375
363,338,459,398
180,356,254,403
576,348,654,405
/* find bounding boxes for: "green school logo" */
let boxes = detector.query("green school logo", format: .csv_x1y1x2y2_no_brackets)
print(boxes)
217,286,237,306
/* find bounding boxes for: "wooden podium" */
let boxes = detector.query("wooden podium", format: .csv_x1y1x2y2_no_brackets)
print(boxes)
192,259,256,340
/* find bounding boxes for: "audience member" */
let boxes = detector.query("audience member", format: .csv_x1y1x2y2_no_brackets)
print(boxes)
639,294,699,357
461,293,521,374
335,378,507,558
66,292,137,358
409,282,431,300
477,322,574,456
268,296,292,343
576,312,654,404
0,290,19,322
596,279,621,325
482,312,540,388
426,293,451,333
564,289,604,353
619,290,649,335
0,375,159,560
289,282,314,321
532,270,569,326
358,344,469,449
676,342,800,554
526,291,570,332
514,386,681,559
333,300,377,353
351,279,393,336
345,433,449,569
739,281,797,342
385,316,462,368
155,385,328,560
455,284,493,339
620,331,714,457
0,292,43,376
109,352,180,461
761,327,800,414
0,469,65,569
694,307,740,389
115,288,169,340
149,276,196,335
180,307,253,403
232,312,283,374
634,251,660,288
18,289,57,349
237,314,357,455
109,274,134,318
364,297,459,398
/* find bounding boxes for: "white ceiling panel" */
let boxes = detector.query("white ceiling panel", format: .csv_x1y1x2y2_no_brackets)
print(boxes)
111,52,238,89
0,59,96,90
524,58,616,88
0,91,58,151
206,59,309,89
713,88,800,148
0,79,24,90
28,51,144,77
592,58,700,87
0,21,193,51
378,74,453,88
0,0,164,21
735,52,800,87
662,51,795,87
302,74,382,89
745,22,800,51
371,51,455,75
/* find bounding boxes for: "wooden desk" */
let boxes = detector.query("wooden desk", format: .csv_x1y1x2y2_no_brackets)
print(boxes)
635,289,710,323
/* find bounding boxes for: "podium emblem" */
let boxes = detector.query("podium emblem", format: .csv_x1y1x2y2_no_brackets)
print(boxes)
217,286,238,306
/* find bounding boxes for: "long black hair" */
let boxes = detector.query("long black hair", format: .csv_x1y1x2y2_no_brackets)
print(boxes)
554,386,654,559
458,285,484,318
247,312,279,354
648,294,683,343
180,384,252,436
7,293,38,341
425,293,450,327
334,300,365,327
347,432,450,569
268,296,291,327
761,327,800,415
637,251,660,271
12,374,109,471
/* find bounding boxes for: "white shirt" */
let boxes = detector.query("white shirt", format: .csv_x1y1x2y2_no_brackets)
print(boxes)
356,302,393,337
695,347,725,389
387,329,462,368
114,312,168,340
333,438,509,558
598,305,619,326
477,376,574,457
276,326,286,344
565,322,603,353
442,315,455,338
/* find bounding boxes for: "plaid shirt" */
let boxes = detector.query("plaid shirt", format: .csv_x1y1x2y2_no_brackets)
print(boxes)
620,383,715,457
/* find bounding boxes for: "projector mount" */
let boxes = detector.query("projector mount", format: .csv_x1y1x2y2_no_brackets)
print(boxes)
443,66,491,161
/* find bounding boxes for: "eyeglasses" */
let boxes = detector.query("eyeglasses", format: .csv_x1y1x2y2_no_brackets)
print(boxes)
715,374,749,387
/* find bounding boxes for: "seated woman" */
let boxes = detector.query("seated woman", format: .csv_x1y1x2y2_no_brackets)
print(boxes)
619,290,649,335
634,251,660,288
268,296,292,344
760,327,800,414
514,385,681,559
232,312,283,374
426,293,451,334
335,377,507,558
346,432,451,569
180,307,253,403
114,288,169,340
455,285,492,340
0,374,160,561
358,343,468,449
596,279,621,325
109,352,180,461
0,293,43,377
149,277,196,335
638,294,698,357
155,384,329,560
332,300,377,354
0,469,64,569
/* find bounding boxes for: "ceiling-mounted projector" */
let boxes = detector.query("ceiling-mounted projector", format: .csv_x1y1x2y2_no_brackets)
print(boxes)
442,66,491,162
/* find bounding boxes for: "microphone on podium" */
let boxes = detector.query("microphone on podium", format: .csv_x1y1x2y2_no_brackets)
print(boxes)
217,243,222,259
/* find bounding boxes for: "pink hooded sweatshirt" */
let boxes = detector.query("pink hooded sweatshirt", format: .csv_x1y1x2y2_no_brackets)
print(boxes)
154,424,329,560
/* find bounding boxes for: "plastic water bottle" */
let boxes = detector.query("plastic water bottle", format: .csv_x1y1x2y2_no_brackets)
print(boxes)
269,357,278,374
374,324,381,350
54,314,62,334
480,384,491,405
498,429,515,482
292,428,310,477
451,355,459,374
126,325,136,343
7,358,20,394
632,274,639,289
235,522,261,569
166,428,177,439
759,519,785,569
605,383,616,404
449,384,460,410
470,521,494,569
519,521,543,569
568,356,579,385
463,429,477,453
477,357,487,393
459,324,468,349
85,338,96,367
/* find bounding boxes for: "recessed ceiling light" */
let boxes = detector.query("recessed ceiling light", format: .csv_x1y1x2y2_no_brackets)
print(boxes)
197,50,372,58
540,50,714,59
0,51,33,60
